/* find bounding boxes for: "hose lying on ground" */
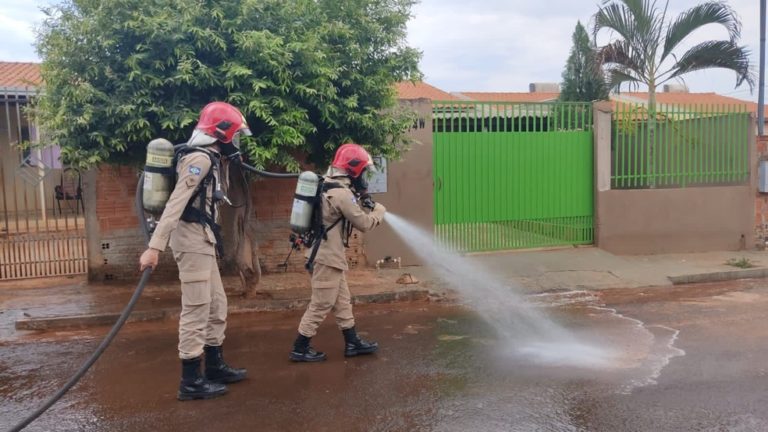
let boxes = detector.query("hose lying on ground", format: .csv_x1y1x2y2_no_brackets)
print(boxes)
8,161,295,431
7,177,155,432
7,268,153,432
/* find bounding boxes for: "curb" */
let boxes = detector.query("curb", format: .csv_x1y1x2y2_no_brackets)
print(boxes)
14,289,431,332
668,268,768,285
15,309,170,331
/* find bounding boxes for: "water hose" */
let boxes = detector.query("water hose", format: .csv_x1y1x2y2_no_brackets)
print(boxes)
6,177,155,432
8,159,294,430
8,269,152,432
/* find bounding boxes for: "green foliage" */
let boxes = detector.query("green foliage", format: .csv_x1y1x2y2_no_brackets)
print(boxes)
725,257,755,269
560,21,608,102
593,0,753,110
34,0,422,171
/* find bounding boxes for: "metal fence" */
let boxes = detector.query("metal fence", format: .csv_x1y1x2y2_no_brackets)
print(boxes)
0,87,87,280
432,101,594,252
612,103,751,189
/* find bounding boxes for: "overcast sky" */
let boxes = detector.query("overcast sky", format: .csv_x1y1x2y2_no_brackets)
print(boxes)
1,0,763,101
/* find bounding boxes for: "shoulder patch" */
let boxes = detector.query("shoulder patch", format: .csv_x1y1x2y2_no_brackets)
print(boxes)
189,166,202,176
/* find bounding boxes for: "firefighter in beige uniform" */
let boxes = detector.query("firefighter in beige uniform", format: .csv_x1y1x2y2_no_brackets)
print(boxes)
139,102,249,400
290,143,386,362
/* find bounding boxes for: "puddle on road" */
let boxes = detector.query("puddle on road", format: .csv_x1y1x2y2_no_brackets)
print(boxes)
439,290,685,393
532,290,685,392
1,291,687,432
419,291,686,431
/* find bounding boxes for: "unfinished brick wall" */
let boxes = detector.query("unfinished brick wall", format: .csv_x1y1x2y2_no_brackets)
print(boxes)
756,135,768,248
89,165,177,282
86,164,365,283
250,176,365,274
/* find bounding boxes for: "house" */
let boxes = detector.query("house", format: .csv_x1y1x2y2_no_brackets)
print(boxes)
396,80,764,128
395,81,459,101
0,61,87,280
0,61,49,220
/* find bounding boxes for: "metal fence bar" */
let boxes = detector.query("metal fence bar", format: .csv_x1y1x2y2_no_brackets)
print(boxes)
0,92,88,280
432,101,594,252
610,102,749,189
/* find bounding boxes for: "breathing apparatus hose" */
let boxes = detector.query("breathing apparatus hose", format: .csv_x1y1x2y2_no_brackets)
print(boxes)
6,177,155,432
171,142,299,179
236,161,300,178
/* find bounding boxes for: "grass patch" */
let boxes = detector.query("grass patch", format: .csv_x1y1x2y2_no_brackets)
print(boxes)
725,257,756,269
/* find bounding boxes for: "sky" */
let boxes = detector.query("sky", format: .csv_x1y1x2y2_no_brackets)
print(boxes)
0,0,764,101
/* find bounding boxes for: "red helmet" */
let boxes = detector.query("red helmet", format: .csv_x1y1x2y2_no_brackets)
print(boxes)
331,143,375,178
188,102,252,147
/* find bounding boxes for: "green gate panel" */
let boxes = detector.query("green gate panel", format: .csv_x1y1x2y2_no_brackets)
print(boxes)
433,102,594,252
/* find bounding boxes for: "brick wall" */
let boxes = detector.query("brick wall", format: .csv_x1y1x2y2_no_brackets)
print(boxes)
88,165,177,282
756,136,768,248
250,176,365,274
86,164,365,283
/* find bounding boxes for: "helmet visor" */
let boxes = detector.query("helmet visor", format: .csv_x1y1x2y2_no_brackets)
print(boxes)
188,129,218,147
366,156,379,173
231,127,252,149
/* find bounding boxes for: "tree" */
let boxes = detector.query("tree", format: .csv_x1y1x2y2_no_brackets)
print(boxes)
35,0,421,293
34,0,422,171
593,0,753,111
560,21,608,102
592,0,753,186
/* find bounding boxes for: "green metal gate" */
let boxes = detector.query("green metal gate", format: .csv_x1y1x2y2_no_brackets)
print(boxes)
433,101,594,252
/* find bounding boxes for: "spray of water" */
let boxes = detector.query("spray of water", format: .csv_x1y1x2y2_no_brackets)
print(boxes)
386,213,616,368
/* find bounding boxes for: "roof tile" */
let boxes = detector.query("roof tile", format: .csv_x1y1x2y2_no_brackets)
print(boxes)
396,81,458,101
0,62,42,89
455,92,560,103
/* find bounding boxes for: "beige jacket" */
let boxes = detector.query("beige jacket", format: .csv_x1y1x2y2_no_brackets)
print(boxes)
148,150,225,256
309,176,386,270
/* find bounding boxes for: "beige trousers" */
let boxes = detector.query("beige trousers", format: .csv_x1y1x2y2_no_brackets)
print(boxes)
173,251,227,359
298,263,355,337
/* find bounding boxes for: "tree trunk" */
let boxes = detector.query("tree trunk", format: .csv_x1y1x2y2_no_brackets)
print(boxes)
220,163,262,297
648,84,657,188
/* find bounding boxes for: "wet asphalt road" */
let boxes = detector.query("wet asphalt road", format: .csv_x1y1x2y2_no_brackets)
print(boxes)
3,280,768,432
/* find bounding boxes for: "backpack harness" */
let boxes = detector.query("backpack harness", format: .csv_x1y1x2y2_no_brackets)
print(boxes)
176,147,225,257
291,178,353,273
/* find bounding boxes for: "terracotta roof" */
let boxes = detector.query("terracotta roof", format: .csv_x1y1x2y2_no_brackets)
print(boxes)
619,92,754,111
396,81,458,101
0,62,42,89
455,92,560,103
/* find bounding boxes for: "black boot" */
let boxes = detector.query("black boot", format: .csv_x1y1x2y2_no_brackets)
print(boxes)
342,327,378,357
178,356,227,401
290,334,327,362
204,345,247,384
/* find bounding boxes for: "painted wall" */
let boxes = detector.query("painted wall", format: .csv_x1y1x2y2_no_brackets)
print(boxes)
0,101,63,222
594,103,757,254
597,186,754,253
755,135,768,247
364,99,434,266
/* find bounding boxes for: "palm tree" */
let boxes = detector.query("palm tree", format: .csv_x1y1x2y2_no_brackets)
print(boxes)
593,0,754,186
594,0,753,108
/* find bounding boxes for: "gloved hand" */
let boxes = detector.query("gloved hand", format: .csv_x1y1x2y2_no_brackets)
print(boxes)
360,194,376,210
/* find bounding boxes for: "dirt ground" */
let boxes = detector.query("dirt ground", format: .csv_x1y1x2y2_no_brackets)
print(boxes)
4,279,768,431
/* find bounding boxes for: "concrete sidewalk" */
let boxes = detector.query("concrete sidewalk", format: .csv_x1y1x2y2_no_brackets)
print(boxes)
0,269,431,337
3,247,767,335
476,247,768,291
393,247,768,294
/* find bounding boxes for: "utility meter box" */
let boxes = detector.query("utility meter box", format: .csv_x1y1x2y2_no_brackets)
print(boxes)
760,160,768,193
